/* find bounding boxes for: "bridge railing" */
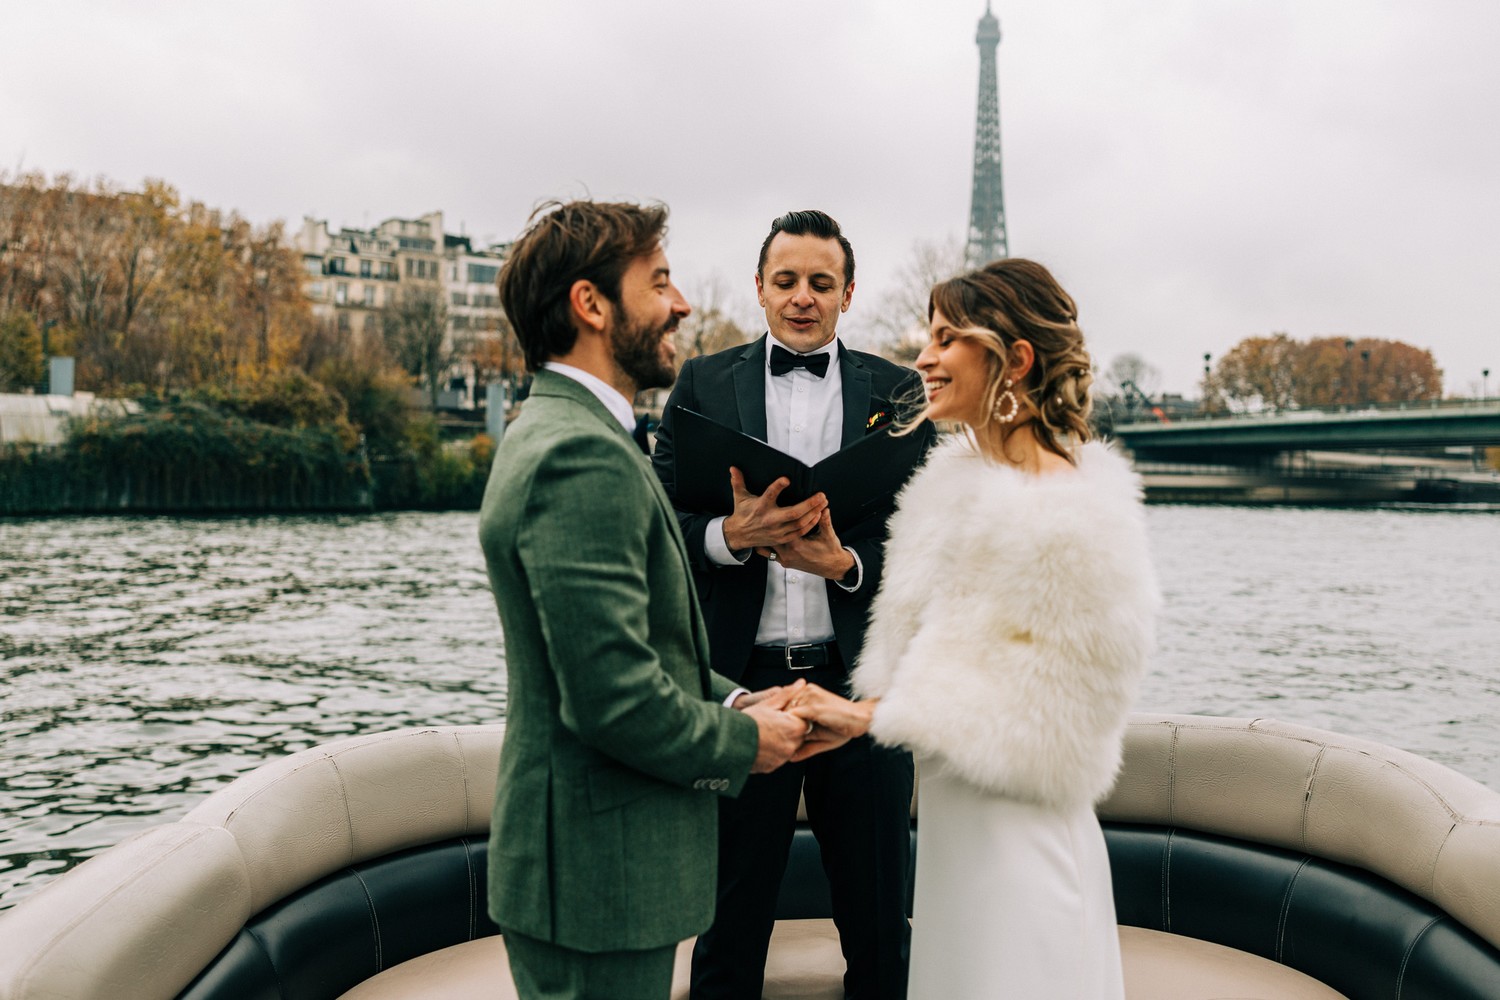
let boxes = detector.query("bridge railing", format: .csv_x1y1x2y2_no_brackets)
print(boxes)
1117,396,1499,429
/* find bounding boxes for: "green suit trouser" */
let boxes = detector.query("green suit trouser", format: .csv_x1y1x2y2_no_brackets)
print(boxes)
503,928,678,1000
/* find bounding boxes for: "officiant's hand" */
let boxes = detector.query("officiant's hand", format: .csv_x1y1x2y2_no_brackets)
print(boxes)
722,467,827,552
787,683,877,762
755,509,854,581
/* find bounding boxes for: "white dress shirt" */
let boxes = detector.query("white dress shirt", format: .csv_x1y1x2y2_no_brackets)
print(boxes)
541,362,636,433
703,336,863,647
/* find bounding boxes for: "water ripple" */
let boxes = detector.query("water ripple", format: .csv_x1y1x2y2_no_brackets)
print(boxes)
1,505,1495,910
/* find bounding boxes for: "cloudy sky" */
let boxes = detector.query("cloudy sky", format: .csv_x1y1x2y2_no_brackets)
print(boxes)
4,0,1497,395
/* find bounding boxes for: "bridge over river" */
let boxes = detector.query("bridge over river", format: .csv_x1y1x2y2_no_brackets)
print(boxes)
1111,400,1500,504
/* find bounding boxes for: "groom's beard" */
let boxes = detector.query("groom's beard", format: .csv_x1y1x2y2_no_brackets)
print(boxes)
611,308,679,391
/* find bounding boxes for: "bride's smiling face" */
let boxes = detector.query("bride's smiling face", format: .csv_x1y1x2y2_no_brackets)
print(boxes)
916,308,993,425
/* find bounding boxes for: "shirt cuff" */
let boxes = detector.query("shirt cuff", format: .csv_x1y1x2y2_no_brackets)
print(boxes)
834,546,863,592
705,516,751,566
724,687,750,708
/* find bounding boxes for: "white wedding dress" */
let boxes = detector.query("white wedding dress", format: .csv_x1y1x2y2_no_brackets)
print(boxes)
906,760,1125,998
853,440,1157,999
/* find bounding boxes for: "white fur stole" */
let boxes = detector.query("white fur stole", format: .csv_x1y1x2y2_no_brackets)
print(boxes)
853,438,1160,810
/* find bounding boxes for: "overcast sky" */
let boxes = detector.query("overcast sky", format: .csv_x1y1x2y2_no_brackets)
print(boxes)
4,0,1497,395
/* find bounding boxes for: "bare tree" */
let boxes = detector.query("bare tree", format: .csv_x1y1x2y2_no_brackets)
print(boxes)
1103,353,1162,398
868,236,966,363
381,285,454,408
675,272,755,361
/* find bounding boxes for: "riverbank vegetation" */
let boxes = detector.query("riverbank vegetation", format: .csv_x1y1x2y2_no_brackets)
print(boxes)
0,171,493,514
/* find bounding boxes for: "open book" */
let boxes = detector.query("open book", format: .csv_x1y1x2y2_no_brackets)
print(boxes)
670,407,927,528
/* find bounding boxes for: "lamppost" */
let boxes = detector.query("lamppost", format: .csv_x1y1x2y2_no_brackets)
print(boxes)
1484,368,1491,402
1201,352,1212,416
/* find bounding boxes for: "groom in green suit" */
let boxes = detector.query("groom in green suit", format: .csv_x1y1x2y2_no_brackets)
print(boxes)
480,200,813,1000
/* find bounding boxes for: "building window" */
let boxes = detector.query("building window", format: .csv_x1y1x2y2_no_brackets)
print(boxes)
335,283,348,305
308,282,325,299
337,312,351,332
364,286,376,306
360,260,371,277
449,264,459,281
329,257,347,275
303,257,322,275
467,263,499,285
364,313,378,334
451,291,468,306
380,262,395,279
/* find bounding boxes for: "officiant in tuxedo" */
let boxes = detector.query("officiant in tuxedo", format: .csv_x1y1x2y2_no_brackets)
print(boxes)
652,210,934,1000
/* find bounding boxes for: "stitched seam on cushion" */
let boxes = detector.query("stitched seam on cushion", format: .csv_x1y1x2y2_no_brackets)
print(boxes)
350,867,382,971
1428,821,1457,897
465,837,477,940
13,827,224,992
1301,745,1327,852
454,731,472,834
1161,829,1173,932
1275,858,1310,963
220,730,414,826
1166,723,1180,824
1162,723,1178,932
245,925,286,998
328,756,355,864
1395,915,1443,1000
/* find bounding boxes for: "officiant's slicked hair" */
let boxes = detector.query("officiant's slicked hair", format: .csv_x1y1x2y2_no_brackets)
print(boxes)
499,200,669,372
756,210,856,287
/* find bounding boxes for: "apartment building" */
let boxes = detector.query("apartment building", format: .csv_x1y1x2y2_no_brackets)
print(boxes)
295,211,509,407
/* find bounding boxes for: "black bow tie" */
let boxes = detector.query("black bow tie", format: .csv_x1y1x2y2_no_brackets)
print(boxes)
770,345,830,378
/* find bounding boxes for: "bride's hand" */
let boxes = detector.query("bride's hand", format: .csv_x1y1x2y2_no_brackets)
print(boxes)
788,684,876,761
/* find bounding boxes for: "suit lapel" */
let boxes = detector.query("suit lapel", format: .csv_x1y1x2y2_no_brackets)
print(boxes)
733,336,769,439
839,344,872,447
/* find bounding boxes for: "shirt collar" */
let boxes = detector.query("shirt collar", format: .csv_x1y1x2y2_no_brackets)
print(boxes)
541,362,636,433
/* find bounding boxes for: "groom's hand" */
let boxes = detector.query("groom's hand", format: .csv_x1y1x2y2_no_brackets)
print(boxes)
742,682,811,773
785,683,875,761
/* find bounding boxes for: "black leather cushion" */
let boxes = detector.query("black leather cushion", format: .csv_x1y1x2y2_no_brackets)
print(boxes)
1103,823,1500,1000
180,822,1500,1000
178,837,496,1000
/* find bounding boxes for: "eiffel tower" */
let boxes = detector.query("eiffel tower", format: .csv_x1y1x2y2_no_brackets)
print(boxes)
965,2,1009,268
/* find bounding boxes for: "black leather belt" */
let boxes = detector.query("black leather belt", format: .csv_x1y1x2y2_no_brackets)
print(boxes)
749,642,841,671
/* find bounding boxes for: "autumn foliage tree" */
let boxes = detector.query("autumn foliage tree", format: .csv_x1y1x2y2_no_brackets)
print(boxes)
0,171,318,395
1207,333,1442,412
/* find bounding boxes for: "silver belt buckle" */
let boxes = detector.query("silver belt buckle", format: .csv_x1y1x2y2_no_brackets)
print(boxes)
785,642,817,670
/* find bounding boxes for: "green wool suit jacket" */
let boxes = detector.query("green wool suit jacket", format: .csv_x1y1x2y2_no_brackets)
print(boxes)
479,369,760,953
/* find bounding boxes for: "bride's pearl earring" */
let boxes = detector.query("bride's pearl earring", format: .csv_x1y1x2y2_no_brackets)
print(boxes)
993,379,1019,424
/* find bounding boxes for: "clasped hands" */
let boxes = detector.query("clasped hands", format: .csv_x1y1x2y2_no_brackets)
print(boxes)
722,467,854,580
737,680,877,771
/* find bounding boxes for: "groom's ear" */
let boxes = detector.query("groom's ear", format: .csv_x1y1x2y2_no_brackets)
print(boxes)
568,279,610,336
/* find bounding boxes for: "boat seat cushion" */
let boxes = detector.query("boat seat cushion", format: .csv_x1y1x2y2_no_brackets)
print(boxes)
338,922,1347,1000
337,921,844,1000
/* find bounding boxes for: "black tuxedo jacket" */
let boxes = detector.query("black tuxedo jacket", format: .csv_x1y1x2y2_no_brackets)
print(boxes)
652,335,934,682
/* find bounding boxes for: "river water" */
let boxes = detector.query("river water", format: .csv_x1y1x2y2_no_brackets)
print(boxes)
1,505,1496,910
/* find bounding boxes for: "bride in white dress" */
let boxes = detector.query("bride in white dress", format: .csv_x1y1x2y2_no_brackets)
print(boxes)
790,259,1159,998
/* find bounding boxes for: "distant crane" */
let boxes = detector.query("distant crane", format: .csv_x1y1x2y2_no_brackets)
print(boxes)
1120,380,1170,424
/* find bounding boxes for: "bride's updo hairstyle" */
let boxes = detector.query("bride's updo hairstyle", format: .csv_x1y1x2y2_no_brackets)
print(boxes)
924,258,1094,462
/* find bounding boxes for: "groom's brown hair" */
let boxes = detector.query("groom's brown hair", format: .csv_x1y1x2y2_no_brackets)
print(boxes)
499,200,669,372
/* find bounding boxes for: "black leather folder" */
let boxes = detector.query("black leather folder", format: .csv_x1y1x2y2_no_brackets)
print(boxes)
671,406,926,527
